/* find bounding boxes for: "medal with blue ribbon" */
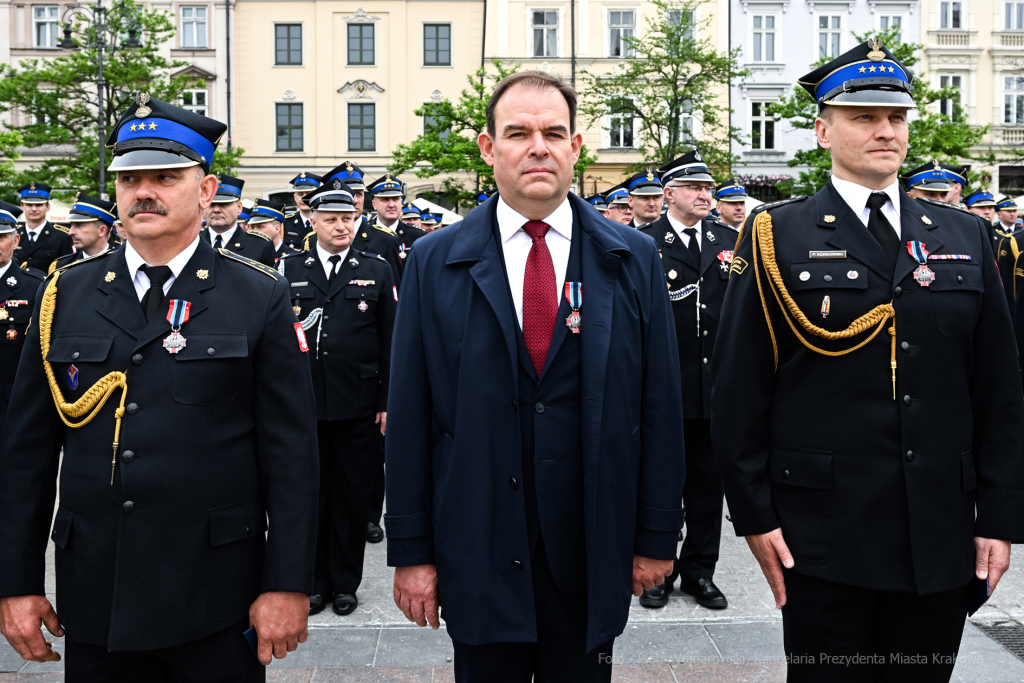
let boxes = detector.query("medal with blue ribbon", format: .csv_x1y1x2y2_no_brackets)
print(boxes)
163,299,191,354
564,282,582,333
907,241,936,287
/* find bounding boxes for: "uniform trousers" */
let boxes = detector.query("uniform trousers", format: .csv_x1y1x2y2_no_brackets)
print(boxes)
782,568,970,683
676,419,723,583
65,618,262,683
368,433,385,525
314,415,379,595
452,538,613,683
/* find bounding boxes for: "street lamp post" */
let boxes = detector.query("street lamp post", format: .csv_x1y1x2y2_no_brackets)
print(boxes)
58,0,142,196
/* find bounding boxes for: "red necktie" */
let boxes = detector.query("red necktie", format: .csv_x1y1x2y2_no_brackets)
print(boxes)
522,220,557,377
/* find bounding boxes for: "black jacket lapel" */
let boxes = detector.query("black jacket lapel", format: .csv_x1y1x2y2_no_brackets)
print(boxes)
819,182,894,282
97,249,147,339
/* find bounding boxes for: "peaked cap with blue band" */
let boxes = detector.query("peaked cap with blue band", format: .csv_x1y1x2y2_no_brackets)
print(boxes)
68,194,117,225
248,199,286,225
715,180,748,202
965,190,997,208
17,182,51,204
212,174,245,203
604,182,630,206
0,200,23,232
305,185,357,213
238,206,251,224
798,38,915,110
902,161,952,192
402,203,421,219
998,196,1019,211
432,213,445,226
419,210,437,226
475,187,497,204
625,168,664,196
106,93,227,173
938,163,968,186
659,149,714,184
367,174,404,198
585,194,608,211
321,161,366,191
290,172,322,191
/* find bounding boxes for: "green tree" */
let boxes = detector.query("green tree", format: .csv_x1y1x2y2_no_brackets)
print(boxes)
0,3,243,201
576,0,747,178
771,26,991,196
388,60,598,210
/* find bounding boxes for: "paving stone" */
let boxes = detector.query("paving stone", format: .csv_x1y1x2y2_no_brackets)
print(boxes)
16,639,63,675
705,622,784,662
265,669,315,683
374,628,454,667
271,627,378,669
614,623,719,664
610,663,676,682
0,641,25,673
670,662,786,682
309,667,434,682
0,674,65,682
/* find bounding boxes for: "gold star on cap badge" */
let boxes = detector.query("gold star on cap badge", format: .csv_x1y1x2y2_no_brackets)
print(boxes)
148,122,157,130
888,66,895,73
129,123,137,132
859,67,867,73
104,271,116,282
196,269,209,280
868,66,877,73
921,215,933,225
824,215,836,223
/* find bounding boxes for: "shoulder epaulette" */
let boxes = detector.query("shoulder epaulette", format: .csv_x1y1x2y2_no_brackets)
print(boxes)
249,230,271,242
915,197,971,214
372,225,396,236
753,196,807,213
47,259,58,275
51,248,114,277
217,248,280,280
357,250,388,263
22,266,46,280
51,224,69,234
706,216,739,233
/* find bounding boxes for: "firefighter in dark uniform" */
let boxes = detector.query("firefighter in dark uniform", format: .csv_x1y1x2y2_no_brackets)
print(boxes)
368,175,425,274
283,173,321,250
625,169,665,228
48,194,118,274
200,174,277,267
713,180,748,231
0,95,318,681
993,196,1021,303
15,183,73,272
712,39,1024,682
901,161,951,202
247,199,297,263
0,201,45,444
637,150,734,611
279,185,396,617
604,183,634,226
584,193,608,217
965,189,997,225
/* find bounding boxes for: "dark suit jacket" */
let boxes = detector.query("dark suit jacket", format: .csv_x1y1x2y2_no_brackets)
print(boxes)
0,260,44,441
0,240,319,651
639,215,737,419
712,181,1024,595
200,226,276,267
384,193,685,651
16,222,73,272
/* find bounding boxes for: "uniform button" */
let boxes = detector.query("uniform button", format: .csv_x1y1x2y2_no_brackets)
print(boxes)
207,348,216,356
132,353,144,365
701,304,707,309
71,351,80,360
783,469,790,478
535,402,545,413
121,450,135,463
323,315,329,321
509,477,518,490
901,341,910,351
903,395,912,405
894,287,903,298
703,330,708,336
958,275,964,284
511,400,517,412
702,358,708,364
126,403,138,415
322,333,328,338
322,351,329,356
245,526,252,535
512,560,523,570
122,500,135,513
906,450,915,462
824,274,833,282
326,299,332,304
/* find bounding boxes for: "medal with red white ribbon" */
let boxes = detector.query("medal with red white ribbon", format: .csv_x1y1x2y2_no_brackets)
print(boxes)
908,241,935,287
163,299,191,354
564,282,582,333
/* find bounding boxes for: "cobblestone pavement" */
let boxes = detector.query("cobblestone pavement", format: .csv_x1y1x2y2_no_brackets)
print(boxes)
3,508,1024,682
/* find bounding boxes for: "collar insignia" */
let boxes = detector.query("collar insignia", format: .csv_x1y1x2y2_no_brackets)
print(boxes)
823,215,836,223
104,271,116,282
196,269,209,280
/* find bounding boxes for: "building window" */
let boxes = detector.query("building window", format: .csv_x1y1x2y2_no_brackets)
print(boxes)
668,10,695,40
275,24,302,65
879,15,903,42
34,6,59,48
181,89,208,116
939,75,962,120
751,102,776,150
609,10,635,58
181,6,207,48
1007,2,1024,29
817,16,841,59
751,16,776,62
532,10,558,58
423,105,451,140
609,113,634,148
940,2,962,29
348,24,375,65
348,103,375,151
27,88,56,126
1005,76,1024,125
276,103,303,152
424,24,451,65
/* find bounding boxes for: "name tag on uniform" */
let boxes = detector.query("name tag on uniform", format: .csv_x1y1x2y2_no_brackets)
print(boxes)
290,281,309,287
809,250,847,259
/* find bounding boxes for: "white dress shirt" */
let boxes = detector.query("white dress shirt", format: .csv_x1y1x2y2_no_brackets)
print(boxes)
999,221,1018,233
831,176,903,239
125,236,201,302
208,225,236,248
24,225,44,242
0,261,12,281
496,197,573,329
666,213,702,250
316,241,350,281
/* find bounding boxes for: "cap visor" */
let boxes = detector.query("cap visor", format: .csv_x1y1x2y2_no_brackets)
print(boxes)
823,90,917,108
913,182,952,191
108,149,202,172
630,188,665,196
19,198,48,204
313,204,356,213
211,195,242,203
717,197,748,202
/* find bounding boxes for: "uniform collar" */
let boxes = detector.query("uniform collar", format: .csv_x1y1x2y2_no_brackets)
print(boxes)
315,240,350,269
830,176,902,218
209,224,237,246
124,235,201,283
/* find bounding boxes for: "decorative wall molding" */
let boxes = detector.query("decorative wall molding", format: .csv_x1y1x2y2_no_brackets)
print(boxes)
342,8,380,22
338,80,385,100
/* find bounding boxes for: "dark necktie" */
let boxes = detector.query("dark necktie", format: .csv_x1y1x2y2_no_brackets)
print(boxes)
213,234,223,250
139,264,173,323
866,193,900,270
327,254,341,286
28,231,36,244
522,221,557,378
683,227,701,265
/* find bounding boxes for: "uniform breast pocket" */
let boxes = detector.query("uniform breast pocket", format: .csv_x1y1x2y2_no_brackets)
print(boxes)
172,334,249,406
290,285,317,318
45,334,114,394
345,287,378,320
928,263,984,339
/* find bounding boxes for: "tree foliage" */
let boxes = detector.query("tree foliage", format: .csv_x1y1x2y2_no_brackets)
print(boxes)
577,0,747,178
771,26,991,196
0,3,243,201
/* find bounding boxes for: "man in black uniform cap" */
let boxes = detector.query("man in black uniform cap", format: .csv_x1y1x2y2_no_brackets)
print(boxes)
247,199,297,263
201,174,276,267
49,194,118,274
0,94,319,682
713,39,1024,682
283,172,321,250
638,150,734,611
625,169,664,228
713,180,748,230
15,182,73,272
368,175,426,271
0,201,46,444
901,160,952,202
279,184,396,617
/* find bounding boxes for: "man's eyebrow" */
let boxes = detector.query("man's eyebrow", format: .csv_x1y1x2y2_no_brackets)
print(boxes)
500,123,570,135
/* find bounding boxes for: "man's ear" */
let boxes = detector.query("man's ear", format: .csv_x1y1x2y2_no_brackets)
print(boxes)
478,132,496,167
815,117,832,150
198,173,219,209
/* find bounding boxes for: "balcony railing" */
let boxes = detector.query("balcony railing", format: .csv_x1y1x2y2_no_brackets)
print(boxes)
994,127,1024,146
928,30,976,48
994,31,1024,49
